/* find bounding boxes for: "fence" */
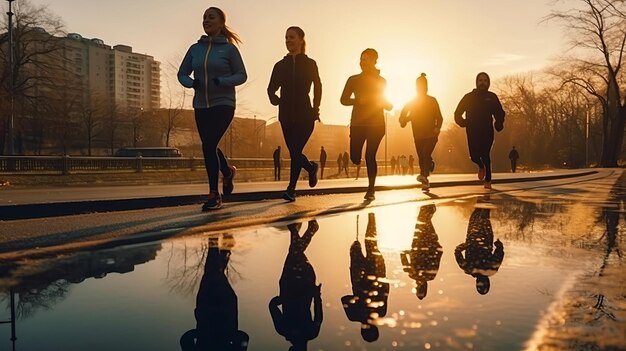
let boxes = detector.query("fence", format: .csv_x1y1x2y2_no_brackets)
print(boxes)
0,156,279,174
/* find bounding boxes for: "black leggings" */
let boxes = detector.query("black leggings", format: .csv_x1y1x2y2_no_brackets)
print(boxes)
194,106,234,192
280,119,315,190
350,125,385,190
414,137,438,177
467,127,494,182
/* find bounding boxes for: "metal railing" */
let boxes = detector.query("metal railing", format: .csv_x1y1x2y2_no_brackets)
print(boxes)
0,156,280,174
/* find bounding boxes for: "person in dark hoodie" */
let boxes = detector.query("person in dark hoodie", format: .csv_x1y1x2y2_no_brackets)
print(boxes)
268,26,322,202
454,72,505,189
399,73,443,191
178,7,247,211
455,196,505,295
341,48,393,201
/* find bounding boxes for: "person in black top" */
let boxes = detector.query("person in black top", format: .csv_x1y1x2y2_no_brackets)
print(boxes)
273,146,282,181
341,49,393,201
319,146,327,179
508,146,519,173
400,204,442,300
180,234,249,351
268,26,322,202
454,72,505,189
399,73,443,190
341,213,389,342
269,220,322,351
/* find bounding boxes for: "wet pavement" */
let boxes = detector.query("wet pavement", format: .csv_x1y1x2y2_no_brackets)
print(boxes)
0,172,624,350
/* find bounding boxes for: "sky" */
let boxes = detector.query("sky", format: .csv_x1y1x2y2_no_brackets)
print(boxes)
19,0,568,127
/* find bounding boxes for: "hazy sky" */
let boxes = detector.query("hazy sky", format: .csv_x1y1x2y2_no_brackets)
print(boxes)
21,0,568,126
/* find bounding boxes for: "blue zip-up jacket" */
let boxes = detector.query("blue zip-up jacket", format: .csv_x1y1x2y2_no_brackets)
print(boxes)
178,35,247,109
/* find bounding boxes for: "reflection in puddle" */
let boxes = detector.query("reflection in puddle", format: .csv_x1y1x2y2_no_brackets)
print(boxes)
0,179,624,350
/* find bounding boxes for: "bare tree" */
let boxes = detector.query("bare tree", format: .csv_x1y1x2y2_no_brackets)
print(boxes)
0,0,66,154
548,0,626,166
159,60,188,147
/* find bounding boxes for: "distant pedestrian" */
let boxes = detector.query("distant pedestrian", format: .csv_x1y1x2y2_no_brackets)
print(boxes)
408,155,415,175
319,146,327,179
390,156,397,175
399,73,443,190
273,146,282,181
340,48,393,200
337,153,343,175
508,146,519,173
399,155,408,175
342,151,350,177
268,26,322,201
454,72,505,189
178,6,247,211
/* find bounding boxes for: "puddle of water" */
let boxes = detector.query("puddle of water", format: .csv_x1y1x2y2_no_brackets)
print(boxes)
0,189,623,351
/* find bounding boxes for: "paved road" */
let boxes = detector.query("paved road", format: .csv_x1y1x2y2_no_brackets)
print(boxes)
0,169,596,220
0,168,617,260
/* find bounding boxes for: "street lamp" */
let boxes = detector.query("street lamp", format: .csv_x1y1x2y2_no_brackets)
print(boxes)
6,0,15,155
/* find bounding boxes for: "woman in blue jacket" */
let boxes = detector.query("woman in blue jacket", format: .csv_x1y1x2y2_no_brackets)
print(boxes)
178,7,247,211
267,26,322,202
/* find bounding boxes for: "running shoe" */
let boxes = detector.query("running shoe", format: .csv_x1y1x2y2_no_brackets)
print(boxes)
308,162,319,187
202,192,223,211
282,188,296,202
223,165,236,195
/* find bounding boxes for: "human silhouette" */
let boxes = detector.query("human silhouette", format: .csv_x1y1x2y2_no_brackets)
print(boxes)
508,146,519,173
269,220,322,351
408,155,415,175
400,204,442,300
342,151,350,178
390,156,397,175
274,146,282,181
341,213,389,342
178,7,247,211
337,153,343,175
399,73,443,190
180,234,249,351
455,198,505,294
319,146,327,179
454,72,505,189
341,48,393,201
267,26,321,202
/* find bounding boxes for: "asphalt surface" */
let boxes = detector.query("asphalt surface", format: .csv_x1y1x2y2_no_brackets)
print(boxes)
0,169,597,220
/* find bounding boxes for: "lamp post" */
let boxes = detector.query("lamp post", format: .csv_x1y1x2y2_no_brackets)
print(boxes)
7,0,15,155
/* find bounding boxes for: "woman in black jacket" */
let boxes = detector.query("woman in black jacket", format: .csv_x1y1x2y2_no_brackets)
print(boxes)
268,26,322,201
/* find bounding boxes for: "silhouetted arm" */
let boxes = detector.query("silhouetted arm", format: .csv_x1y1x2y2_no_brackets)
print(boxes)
454,243,468,270
216,45,247,87
340,77,355,106
398,102,411,127
492,239,505,268
492,93,505,131
269,296,286,336
400,250,411,270
177,47,195,88
433,98,444,132
312,284,323,338
454,94,468,128
312,61,322,117
267,63,281,106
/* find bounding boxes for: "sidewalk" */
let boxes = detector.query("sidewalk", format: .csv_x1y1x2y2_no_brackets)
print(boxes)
0,169,596,220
